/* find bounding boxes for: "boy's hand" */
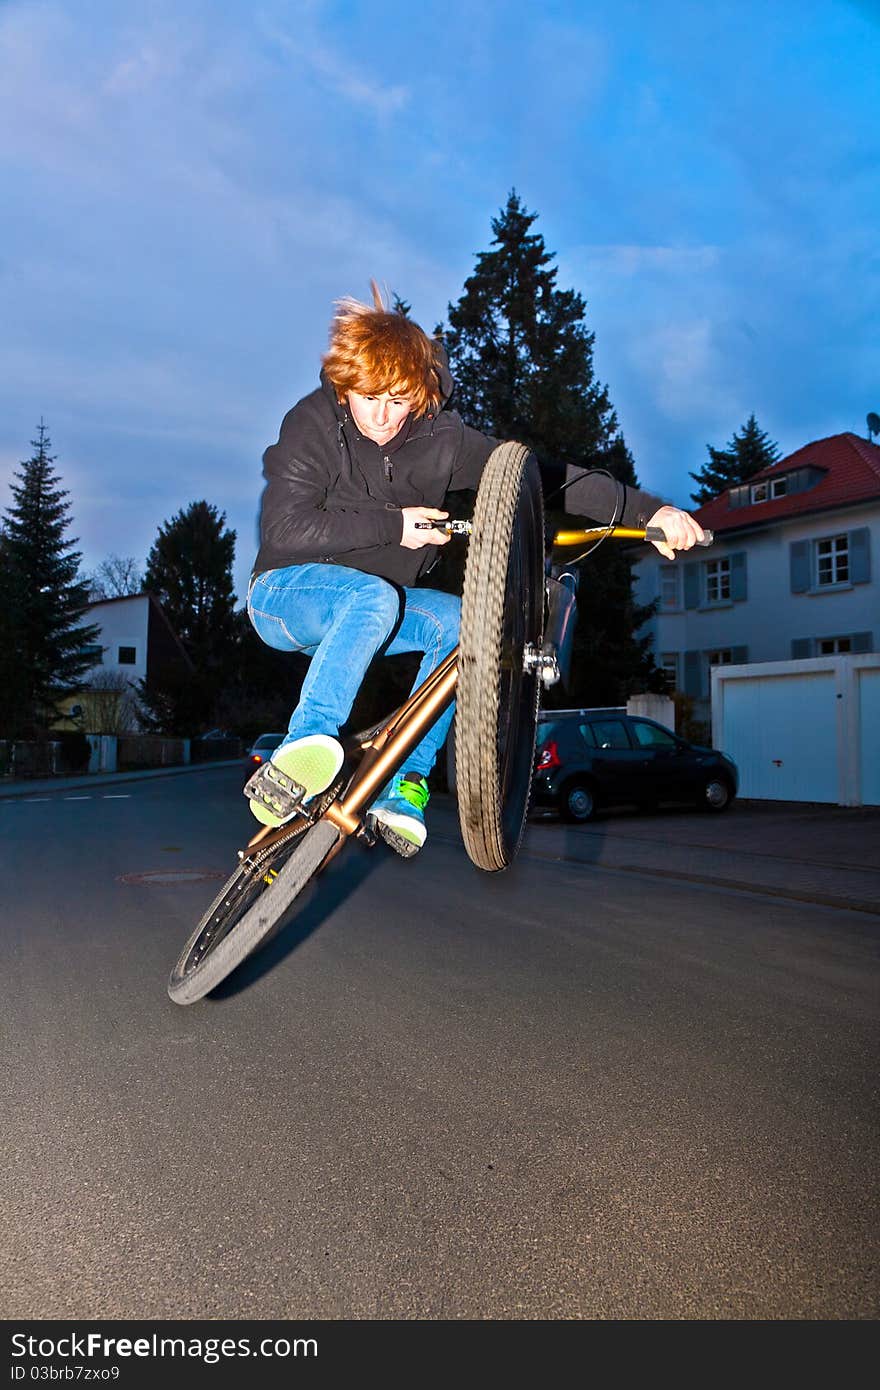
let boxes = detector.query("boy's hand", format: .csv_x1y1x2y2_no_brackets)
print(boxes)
646,505,706,561
400,507,450,549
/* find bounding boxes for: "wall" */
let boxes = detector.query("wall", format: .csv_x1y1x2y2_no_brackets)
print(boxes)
634,503,879,671
85,596,151,684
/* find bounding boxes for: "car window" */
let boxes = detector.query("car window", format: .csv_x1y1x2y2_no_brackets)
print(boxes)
589,719,631,750
630,720,678,749
255,734,283,748
538,719,579,743
577,723,597,748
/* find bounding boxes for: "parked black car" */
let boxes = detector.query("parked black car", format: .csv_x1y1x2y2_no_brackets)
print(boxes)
532,708,738,822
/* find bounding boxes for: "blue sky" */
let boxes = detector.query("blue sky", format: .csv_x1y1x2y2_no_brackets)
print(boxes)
1,0,877,602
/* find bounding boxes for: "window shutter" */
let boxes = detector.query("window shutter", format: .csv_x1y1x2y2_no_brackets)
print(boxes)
683,562,700,609
849,528,870,584
852,632,872,653
791,638,813,659
790,540,810,593
683,650,702,696
730,551,747,601
731,646,748,665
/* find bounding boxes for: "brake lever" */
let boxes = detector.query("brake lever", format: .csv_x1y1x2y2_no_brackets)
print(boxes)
413,520,473,535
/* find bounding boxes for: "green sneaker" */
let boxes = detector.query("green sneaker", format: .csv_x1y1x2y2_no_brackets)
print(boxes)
245,734,344,827
369,772,429,857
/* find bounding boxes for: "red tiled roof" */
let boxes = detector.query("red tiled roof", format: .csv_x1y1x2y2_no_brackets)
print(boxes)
694,432,880,533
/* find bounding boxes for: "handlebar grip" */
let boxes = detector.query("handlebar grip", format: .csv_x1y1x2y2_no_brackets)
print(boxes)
645,526,713,547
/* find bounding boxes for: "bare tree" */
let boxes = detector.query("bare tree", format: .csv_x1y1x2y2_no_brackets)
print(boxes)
81,671,139,733
84,554,144,601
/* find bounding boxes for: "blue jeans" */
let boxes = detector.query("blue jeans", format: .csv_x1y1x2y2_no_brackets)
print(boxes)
247,563,460,780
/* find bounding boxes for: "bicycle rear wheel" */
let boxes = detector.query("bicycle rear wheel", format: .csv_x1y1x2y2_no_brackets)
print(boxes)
456,441,545,871
167,817,341,1005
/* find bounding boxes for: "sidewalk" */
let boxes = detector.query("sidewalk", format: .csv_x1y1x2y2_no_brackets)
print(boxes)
431,795,880,916
0,759,242,800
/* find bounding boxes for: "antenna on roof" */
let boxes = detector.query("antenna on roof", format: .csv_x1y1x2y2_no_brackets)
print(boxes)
868,412,880,442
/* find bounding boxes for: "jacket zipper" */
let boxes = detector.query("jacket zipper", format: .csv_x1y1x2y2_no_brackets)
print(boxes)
383,455,393,483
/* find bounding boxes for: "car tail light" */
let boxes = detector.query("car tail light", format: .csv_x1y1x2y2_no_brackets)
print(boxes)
251,754,263,765
536,740,561,771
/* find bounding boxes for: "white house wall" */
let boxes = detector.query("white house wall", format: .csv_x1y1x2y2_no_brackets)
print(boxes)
85,597,150,684
857,666,880,806
634,502,879,671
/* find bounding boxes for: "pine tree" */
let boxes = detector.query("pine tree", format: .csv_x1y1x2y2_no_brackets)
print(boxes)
0,534,28,739
140,500,237,731
0,423,99,736
438,191,663,704
144,500,236,665
391,291,412,317
443,192,619,467
689,413,781,505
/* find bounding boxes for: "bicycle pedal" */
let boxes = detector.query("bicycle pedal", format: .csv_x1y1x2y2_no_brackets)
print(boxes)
243,761,306,822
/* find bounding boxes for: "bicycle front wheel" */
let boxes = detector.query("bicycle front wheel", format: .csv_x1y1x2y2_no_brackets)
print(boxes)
167,817,341,1005
456,441,545,871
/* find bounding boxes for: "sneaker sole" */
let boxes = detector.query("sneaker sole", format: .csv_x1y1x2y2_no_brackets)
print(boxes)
249,735,344,827
368,807,427,856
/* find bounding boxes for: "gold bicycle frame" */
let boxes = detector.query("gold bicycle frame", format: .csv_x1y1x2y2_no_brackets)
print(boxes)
245,524,656,854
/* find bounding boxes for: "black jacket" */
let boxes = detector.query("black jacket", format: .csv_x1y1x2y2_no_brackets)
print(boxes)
253,369,662,588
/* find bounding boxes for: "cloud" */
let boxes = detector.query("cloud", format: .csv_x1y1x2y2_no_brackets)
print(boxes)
103,41,182,96
630,320,725,418
259,11,410,119
574,244,721,276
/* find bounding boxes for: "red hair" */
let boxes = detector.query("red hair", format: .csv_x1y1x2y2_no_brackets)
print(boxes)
322,281,444,417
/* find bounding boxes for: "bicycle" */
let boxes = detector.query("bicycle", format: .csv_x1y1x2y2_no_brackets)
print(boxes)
168,442,712,1005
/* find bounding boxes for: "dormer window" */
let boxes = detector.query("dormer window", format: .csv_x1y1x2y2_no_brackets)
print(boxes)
729,463,822,510
750,475,788,503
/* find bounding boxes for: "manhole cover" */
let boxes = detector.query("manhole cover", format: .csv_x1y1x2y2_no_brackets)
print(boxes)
118,868,225,886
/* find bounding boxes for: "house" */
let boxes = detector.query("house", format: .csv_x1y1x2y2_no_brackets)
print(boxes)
633,432,879,726
55,592,192,732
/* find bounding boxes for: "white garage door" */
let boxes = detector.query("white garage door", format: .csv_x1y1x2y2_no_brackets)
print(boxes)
721,671,838,802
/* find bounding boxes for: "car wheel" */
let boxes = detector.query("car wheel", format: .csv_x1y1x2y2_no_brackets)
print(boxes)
561,781,596,823
703,776,732,811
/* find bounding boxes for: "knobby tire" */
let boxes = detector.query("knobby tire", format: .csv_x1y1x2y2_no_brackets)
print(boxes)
456,442,544,871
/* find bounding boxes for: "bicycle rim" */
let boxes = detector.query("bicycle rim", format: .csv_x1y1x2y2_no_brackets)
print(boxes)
167,816,341,1005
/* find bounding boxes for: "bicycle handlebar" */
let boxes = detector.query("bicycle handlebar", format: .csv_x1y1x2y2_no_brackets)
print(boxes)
414,520,714,547
645,525,714,547
549,524,714,548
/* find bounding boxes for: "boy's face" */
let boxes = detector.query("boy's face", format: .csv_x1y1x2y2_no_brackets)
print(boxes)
347,389,413,446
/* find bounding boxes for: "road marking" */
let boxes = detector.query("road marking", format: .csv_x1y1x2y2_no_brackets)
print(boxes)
119,868,225,886
5,792,134,805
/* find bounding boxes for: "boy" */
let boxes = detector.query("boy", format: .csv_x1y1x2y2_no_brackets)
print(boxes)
247,285,703,854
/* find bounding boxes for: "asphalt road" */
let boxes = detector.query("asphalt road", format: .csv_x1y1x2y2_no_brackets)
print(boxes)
1,766,877,1320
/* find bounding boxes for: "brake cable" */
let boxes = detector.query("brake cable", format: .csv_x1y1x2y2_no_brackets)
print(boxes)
544,466,626,566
